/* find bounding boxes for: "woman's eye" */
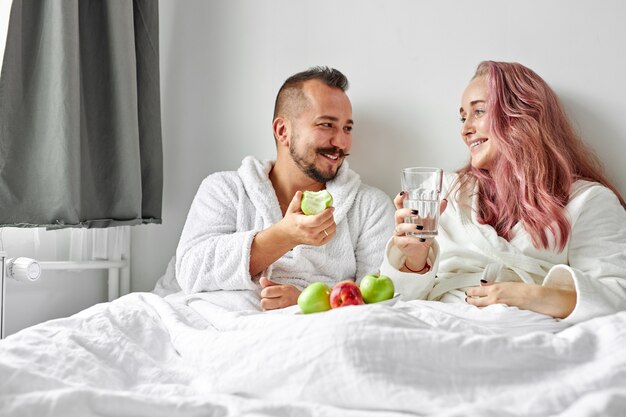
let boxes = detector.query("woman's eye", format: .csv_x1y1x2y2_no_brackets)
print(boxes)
474,109,485,117
459,117,467,123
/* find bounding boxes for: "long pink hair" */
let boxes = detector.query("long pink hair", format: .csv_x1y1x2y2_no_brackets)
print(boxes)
456,61,626,252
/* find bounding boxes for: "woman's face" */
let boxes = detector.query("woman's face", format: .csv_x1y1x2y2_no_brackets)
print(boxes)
459,76,499,170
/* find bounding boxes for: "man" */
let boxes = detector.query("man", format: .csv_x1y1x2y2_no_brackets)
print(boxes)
175,66,395,310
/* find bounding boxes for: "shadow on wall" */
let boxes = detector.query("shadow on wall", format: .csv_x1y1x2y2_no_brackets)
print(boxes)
561,92,626,197
348,107,409,198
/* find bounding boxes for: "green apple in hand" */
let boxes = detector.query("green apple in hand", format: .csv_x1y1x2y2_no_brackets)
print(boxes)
298,282,332,314
301,190,333,215
359,274,395,304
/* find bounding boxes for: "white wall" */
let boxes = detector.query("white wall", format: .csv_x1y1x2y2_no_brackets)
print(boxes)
131,0,626,292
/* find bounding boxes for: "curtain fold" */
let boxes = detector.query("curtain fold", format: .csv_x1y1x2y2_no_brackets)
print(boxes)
0,0,162,228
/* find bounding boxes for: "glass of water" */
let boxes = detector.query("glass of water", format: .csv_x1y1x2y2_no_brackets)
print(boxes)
401,167,443,239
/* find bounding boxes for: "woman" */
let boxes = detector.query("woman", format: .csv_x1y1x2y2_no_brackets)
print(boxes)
381,61,626,323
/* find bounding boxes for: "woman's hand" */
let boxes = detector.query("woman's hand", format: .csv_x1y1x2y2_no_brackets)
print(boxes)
392,192,447,273
465,281,577,319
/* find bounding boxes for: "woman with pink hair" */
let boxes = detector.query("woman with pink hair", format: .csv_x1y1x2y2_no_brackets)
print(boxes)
381,61,626,323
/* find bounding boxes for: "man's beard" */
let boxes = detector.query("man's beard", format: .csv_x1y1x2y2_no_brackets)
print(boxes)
289,138,347,183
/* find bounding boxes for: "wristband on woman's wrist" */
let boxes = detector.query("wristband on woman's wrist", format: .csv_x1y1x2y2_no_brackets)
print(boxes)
403,262,431,274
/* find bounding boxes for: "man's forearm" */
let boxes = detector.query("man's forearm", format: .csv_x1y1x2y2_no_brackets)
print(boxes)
249,224,296,277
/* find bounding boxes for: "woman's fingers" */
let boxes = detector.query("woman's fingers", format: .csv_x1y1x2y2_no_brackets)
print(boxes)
466,294,491,307
393,191,407,210
465,285,489,307
394,208,420,225
394,224,429,239
465,281,497,306
440,198,448,214
466,286,487,298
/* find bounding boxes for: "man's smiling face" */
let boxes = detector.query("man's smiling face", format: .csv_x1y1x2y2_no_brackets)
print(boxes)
288,79,353,182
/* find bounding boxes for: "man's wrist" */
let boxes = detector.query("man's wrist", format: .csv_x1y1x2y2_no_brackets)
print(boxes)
268,222,297,251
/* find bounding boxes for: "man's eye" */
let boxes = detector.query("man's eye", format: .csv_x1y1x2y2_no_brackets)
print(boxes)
344,126,353,133
319,123,332,128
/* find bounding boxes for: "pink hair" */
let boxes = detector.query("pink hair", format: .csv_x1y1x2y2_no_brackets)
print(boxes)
456,61,626,252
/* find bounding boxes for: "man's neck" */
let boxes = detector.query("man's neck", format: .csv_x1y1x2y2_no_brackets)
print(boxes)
269,158,325,211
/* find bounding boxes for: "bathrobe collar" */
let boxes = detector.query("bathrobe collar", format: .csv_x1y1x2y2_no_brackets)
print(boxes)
237,155,361,225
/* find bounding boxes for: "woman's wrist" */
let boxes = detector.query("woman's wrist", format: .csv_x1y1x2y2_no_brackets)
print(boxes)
402,261,431,274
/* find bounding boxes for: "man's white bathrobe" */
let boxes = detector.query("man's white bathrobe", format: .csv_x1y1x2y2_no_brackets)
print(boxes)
381,173,626,323
176,156,395,304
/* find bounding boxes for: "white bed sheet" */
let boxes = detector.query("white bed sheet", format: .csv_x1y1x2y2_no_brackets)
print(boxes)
1,290,626,417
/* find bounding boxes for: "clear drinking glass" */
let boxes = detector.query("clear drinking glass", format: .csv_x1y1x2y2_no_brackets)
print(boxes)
401,167,443,239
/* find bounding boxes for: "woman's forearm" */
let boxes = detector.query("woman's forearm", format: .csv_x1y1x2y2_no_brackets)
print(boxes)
527,285,577,319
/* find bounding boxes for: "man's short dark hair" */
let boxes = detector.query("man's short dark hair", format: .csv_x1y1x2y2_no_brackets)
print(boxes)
273,66,349,120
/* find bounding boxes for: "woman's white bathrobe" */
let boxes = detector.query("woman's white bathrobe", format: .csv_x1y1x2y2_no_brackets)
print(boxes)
381,173,626,323
176,156,395,299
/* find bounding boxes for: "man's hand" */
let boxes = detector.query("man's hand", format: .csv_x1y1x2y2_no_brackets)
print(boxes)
465,281,577,319
277,191,336,247
259,276,301,311
249,191,336,277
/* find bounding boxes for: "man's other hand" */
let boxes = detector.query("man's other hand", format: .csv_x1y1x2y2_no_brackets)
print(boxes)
259,276,301,310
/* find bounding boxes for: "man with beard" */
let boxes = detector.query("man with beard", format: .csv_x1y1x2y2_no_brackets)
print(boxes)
175,67,395,311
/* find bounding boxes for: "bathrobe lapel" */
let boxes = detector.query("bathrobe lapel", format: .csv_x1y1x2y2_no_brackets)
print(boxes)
238,156,361,226
238,157,283,227
429,181,556,300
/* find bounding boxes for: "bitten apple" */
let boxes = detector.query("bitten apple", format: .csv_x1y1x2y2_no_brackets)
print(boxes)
359,274,395,304
297,282,332,314
330,280,364,308
301,190,333,215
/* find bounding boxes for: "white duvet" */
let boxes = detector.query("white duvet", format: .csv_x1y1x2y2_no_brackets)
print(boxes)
1,291,626,417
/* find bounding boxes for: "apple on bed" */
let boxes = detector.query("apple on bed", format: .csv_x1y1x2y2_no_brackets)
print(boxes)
359,273,395,304
297,282,332,314
329,280,364,308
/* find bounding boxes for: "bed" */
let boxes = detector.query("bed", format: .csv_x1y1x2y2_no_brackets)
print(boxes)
1,260,625,417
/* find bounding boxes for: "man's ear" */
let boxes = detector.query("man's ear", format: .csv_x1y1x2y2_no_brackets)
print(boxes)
273,116,290,146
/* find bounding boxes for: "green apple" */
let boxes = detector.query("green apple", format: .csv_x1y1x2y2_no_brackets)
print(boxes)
298,282,332,314
301,190,333,215
359,274,395,304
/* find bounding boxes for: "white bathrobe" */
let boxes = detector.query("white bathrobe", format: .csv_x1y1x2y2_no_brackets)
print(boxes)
176,156,395,300
381,172,626,323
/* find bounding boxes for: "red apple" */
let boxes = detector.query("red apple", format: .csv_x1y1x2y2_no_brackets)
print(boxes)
330,280,364,308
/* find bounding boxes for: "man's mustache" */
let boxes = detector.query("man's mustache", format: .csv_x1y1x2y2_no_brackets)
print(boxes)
317,148,350,158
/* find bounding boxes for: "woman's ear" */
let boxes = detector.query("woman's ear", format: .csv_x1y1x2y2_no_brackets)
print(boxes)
273,116,290,147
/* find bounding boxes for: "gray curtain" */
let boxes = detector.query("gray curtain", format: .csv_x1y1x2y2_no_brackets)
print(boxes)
0,0,162,228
